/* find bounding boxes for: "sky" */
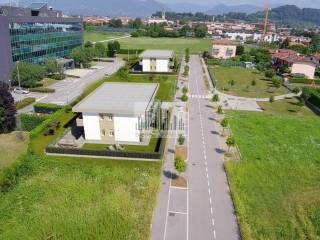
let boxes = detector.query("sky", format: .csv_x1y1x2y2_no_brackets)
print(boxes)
158,0,320,8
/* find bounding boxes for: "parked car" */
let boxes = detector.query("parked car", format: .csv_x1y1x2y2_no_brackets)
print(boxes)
13,87,29,94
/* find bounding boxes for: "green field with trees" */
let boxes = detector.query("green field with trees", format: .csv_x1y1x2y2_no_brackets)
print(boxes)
225,101,320,239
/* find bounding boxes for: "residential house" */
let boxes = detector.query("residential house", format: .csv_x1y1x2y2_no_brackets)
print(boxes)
270,49,317,79
73,83,159,144
139,50,175,73
212,39,238,59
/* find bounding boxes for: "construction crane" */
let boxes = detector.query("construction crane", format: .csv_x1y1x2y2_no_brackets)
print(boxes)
262,4,271,42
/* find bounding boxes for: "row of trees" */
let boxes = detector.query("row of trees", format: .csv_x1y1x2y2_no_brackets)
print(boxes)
131,23,208,38
71,41,120,67
11,58,65,88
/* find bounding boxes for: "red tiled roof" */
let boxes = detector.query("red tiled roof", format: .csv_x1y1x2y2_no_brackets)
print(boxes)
270,49,315,64
213,39,238,46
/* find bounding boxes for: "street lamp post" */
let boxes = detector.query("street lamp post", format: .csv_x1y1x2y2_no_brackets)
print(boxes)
16,61,21,88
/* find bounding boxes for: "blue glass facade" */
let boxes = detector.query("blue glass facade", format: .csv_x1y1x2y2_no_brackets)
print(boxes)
9,22,82,64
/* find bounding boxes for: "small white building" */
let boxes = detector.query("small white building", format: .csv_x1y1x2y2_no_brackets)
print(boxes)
73,83,159,144
140,50,175,73
212,39,238,59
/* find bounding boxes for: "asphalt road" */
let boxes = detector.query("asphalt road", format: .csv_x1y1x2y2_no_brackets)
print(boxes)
14,60,124,113
188,55,240,240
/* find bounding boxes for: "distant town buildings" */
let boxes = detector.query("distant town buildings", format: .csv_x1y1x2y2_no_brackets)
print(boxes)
270,49,318,79
212,39,238,59
84,16,110,25
0,3,83,83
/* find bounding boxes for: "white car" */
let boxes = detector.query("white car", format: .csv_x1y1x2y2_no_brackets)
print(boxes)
13,87,29,94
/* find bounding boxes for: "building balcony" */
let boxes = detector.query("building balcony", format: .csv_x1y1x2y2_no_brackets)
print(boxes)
76,118,83,127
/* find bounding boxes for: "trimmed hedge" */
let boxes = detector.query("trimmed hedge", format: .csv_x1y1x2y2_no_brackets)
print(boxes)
33,102,62,114
290,77,320,85
46,132,168,160
302,87,320,108
30,87,55,93
16,97,36,110
19,113,48,132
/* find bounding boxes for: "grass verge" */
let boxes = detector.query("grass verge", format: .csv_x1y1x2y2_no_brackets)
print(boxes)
225,103,320,239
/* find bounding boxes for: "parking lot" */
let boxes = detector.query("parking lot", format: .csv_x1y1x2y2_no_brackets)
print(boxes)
13,60,124,113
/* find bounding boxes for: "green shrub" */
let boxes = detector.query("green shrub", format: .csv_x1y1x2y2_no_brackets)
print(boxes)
33,103,62,114
50,73,65,80
251,80,257,86
175,156,187,173
16,97,36,110
265,69,275,78
30,87,55,93
19,114,48,132
181,94,188,102
178,134,185,145
212,94,220,102
182,86,188,94
269,96,275,103
272,76,283,88
217,105,223,114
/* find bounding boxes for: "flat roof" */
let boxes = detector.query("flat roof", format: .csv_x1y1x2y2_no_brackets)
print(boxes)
72,82,159,115
139,50,175,59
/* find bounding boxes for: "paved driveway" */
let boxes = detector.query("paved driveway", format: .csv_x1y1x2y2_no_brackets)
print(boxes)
14,60,124,113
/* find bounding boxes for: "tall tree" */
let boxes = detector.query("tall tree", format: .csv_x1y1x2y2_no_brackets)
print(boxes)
11,62,45,88
44,58,60,75
0,83,16,133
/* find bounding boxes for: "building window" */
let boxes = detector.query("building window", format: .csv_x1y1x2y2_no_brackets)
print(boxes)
99,114,104,120
109,130,114,137
107,114,113,121
101,129,106,136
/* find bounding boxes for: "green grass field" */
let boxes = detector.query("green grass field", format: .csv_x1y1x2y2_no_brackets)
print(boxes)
0,155,161,239
84,32,211,56
84,31,127,43
225,101,320,239
210,66,290,98
0,132,29,169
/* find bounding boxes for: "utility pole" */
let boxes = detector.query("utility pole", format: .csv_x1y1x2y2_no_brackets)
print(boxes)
16,61,21,88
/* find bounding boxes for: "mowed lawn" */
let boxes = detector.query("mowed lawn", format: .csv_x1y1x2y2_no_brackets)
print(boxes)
0,156,161,239
210,66,290,98
117,37,211,56
225,105,320,239
84,33,212,57
84,31,128,43
0,132,29,169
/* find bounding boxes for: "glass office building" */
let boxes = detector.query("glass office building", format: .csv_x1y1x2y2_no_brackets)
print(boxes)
0,3,83,83
9,22,82,64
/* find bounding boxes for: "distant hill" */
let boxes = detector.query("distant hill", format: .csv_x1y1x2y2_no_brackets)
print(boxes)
248,5,320,26
17,0,169,17
207,4,263,15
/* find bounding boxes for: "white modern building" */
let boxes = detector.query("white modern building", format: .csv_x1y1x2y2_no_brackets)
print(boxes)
139,50,175,73
73,83,159,144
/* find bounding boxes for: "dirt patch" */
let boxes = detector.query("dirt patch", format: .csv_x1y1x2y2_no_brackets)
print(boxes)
175,146,187,160
171,175,187,188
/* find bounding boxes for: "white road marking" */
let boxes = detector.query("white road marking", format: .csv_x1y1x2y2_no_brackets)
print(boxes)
193,56,217,239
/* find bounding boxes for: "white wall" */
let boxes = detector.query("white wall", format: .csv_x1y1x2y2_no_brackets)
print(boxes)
142,59,150,72
212,45,237,59
156,59,169,72
83,113,101,140
292,62,316,80
114,115,140,142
